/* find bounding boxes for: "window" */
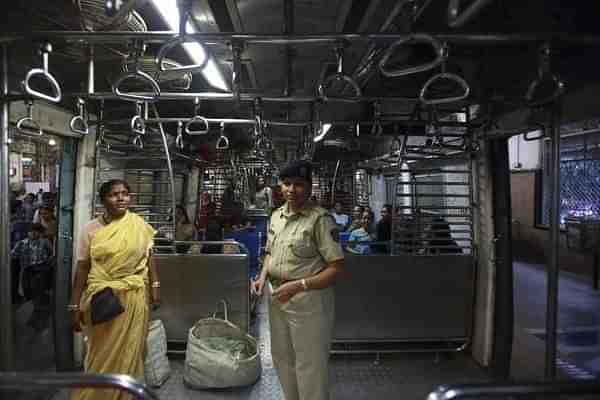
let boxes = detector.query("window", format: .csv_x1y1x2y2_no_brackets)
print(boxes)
537,130,600,227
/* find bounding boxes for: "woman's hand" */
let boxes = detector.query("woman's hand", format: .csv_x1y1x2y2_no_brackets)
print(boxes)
251,276,266,296
71,310,83,332
151,287,161,309
272,281,303,304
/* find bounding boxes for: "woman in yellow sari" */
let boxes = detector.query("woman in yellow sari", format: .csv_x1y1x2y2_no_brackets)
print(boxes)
69,179,160,400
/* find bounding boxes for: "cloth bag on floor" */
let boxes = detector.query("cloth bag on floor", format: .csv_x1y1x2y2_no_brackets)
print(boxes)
144,319,171,387
183,300,261,389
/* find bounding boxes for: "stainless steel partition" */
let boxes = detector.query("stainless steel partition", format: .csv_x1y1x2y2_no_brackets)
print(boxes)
152,253,250,342
333,254,473,349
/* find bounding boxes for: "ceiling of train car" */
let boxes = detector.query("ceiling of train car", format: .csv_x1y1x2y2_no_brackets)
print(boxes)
3,0,600,162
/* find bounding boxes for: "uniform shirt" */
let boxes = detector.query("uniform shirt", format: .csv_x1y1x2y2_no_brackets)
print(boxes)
265,202,344,283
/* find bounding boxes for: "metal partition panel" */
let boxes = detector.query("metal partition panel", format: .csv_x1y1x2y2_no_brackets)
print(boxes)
334,254,473,342
152,254,250,341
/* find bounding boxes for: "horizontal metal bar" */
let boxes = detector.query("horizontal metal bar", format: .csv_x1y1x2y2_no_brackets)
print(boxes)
399,181,470,186
93,117,470,128
396,193,470,198
428,382,600,400
3,31,600,45
0,372,159,400
100,168,172,172
99,155,167,160
396,205,472,210
395,229,473,234
394,169,472,174
71,92,420,103
398,214,474,219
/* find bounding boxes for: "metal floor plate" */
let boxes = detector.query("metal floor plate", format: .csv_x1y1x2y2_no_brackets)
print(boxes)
45,296,490,400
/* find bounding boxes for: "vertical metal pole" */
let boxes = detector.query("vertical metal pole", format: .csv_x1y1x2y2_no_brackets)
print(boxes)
0,44,15,371
88,45,95,95
545,101,561,380
151,105,177,253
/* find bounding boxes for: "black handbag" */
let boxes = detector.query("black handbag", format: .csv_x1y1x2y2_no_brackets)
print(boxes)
91,287,124,325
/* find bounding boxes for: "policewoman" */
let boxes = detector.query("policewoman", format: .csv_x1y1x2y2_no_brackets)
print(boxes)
252,160,344,400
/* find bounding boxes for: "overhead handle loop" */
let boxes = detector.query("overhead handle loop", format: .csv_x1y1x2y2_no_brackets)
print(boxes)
113,42,160,102
525,44,565,107
16,101,43,136
216,122,230,150
69,98,89,135
379,34,444,77
175,121,185,150
113,70,161,102
185,116,210,135
418,44,470,105
156,36,208,73
23,43,62,103
448,0,494,28
317,43,361,100
419,72,470,105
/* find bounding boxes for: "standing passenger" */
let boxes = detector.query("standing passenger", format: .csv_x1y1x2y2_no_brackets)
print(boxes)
252,160,344,400
69,179,160,400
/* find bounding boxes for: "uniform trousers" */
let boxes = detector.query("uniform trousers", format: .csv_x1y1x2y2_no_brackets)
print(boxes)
269,286,335,400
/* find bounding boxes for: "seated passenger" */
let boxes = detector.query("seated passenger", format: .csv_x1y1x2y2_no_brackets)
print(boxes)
345,205,364,232
201,222,224,254
346,211,373,255
373,204,392,253
331,201,350,230
429,219,462,254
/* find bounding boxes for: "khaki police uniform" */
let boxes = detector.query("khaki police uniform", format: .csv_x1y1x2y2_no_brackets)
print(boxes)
265,202,344,400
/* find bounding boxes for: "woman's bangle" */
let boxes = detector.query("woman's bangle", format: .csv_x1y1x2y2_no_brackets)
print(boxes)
67,304,80,311
151,281,161,288
301,278,308,291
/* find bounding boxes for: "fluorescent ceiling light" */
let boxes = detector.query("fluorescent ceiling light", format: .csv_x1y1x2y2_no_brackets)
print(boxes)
313,123,332,142
151,0,229,91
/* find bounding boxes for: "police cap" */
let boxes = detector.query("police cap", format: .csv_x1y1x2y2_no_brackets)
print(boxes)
279,160,312,182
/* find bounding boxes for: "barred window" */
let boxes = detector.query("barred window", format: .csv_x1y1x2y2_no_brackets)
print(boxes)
538,130,600,226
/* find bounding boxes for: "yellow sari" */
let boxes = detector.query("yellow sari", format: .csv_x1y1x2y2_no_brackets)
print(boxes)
73,211,155,400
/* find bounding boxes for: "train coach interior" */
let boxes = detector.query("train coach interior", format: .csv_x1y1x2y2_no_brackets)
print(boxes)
1,0,600,399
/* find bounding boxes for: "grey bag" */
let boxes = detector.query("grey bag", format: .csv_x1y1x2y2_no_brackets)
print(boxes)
183,300,261,389
144,319,171,387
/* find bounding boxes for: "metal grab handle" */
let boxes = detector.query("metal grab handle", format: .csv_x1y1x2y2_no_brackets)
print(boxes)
16,101,42,136
0,372,160,400
130,116,145,135
69,98,89,135
156,36,208,72
419,72,470,105
216,135,230,150
23,43,62,103
318,73,362,100
447,0,494,28
133,135,144,150
318,44,362,100
216,122,230,150
427,382,600,400
185,116,210,135
113,70,161,102
379,34,444,77
523,124,545,141
175,121,184,149
525,75,565,107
